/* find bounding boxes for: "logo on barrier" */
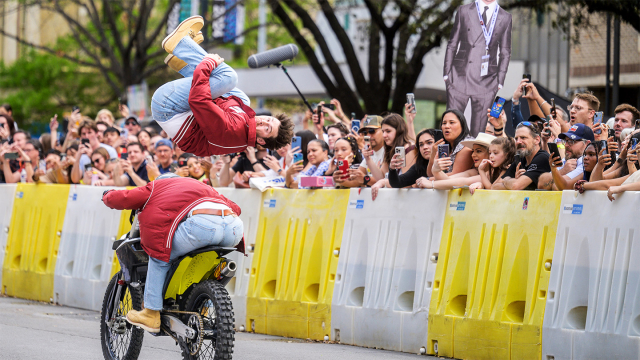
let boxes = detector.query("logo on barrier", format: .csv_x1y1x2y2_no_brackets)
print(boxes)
522,197,529,210
348,200,365,209
449,201,466,211
263,199,277,208
71,193,78,201
563,203,583,215
16,191,23,199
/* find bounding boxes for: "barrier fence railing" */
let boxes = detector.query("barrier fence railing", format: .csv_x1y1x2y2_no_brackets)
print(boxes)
1,184,639,360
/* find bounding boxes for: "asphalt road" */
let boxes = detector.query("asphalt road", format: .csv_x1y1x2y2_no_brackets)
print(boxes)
0,296,438,360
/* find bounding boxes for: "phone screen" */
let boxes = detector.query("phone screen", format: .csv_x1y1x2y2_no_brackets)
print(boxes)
599,140,608,155
121,153,129,160
632,138,638,150
438,144,450,158
490,97,506,118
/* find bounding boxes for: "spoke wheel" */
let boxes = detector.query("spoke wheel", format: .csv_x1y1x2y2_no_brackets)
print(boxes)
183,280,234,360
100,274,144,360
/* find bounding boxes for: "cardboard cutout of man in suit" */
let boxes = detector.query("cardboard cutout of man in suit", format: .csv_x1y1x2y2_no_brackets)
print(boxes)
444,0,512,136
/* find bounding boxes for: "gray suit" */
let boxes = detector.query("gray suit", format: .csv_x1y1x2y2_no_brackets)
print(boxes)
444,3,512,136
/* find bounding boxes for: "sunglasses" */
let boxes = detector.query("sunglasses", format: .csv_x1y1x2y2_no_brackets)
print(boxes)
516,121,540,134
125,121,137,125
358,128,377,135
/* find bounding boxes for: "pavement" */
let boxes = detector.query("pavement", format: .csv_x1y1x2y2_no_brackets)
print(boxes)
0,296,439,360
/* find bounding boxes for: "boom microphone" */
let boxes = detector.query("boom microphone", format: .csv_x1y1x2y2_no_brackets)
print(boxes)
247,44,299,69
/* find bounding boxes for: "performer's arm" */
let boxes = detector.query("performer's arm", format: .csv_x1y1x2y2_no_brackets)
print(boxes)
497,13,513,88
188,56,228,133
102,183,153,210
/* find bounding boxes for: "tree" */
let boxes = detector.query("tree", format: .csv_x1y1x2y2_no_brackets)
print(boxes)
502,0,640,38
268,0,463,117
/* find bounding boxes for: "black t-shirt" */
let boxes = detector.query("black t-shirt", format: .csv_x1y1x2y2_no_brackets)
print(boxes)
232,156,266,174
125,160,150,186
502,149,551,190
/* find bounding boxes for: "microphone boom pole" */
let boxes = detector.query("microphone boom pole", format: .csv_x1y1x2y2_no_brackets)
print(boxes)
275,63,314,113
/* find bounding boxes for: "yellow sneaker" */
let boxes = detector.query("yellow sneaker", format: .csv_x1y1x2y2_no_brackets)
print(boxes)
164,54,187,73
126,308,161,333
162,15,204,54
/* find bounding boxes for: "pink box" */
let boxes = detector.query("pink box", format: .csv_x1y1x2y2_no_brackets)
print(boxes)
300,176,335,188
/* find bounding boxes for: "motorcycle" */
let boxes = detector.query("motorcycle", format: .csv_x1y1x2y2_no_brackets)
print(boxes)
100,211,238,360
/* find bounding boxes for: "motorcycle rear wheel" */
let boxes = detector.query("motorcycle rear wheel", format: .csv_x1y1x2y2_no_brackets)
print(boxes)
183,280,235,360
100,273,145,360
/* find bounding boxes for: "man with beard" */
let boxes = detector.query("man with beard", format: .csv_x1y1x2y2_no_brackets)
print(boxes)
537,123,593,190
492,121,550,190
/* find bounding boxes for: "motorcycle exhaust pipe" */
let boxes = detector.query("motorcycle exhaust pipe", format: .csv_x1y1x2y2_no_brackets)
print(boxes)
221,261,237,278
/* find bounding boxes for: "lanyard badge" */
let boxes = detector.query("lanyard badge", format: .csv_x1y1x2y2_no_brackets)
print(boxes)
475,2,499,77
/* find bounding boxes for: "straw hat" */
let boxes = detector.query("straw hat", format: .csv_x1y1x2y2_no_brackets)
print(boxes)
460,132,496,149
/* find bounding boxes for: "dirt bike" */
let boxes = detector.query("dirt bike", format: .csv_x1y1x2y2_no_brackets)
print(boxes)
100,211,238,360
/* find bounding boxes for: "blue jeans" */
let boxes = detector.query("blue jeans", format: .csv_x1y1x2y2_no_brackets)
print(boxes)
144,214,244,310
151,36,250,123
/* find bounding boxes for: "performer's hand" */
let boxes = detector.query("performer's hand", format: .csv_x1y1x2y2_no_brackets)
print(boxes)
205,54,224,67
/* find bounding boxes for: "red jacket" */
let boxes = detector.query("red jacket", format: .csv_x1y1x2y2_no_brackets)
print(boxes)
173,57,257,156
102,177,242,262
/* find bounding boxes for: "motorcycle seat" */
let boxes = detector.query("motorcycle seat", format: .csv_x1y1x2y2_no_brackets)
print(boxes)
180,245,236,259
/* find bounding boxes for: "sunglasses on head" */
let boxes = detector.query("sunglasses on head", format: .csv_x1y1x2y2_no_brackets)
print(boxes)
358,128,377,135
516,121,540,134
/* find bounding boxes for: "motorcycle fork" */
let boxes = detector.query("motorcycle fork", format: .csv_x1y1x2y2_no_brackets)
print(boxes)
109,275,126,321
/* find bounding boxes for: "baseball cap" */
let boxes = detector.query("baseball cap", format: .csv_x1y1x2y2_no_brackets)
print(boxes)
559,123,595,142
125,115,140,126
155,138,173,150
360,115,383,130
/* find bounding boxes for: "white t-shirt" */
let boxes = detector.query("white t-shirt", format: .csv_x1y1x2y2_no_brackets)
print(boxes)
359,147,385,175
558,156,584,180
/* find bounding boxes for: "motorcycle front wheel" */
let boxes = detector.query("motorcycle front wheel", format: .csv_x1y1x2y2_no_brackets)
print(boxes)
183,280,235,360
100,273,145,360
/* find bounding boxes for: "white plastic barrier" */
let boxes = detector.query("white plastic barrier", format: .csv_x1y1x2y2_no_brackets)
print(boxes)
0,184,17,281
53,186,125,311
331,188,447,353
542,191,640,360
216,188,262,330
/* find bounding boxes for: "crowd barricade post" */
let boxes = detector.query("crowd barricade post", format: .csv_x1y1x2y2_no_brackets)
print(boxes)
246,189,349,340
542,191,640,360
53,185,126,311
330,188,447,353
2,184,70,302
215,188,263,329
0,184,17,281
427,190,561,360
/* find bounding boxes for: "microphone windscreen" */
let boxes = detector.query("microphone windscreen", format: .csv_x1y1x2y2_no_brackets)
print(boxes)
248,44,299,69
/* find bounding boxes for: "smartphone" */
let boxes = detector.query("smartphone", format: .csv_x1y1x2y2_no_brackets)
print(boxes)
291,136,301,152
39,159,46,171
523,74,532,95
599,140,608,155
437,144,450,158
121,152,129,160
84,163,92,172
632,138,638,150
293,152,303,164
5,152,19,160
593,111,603,134
395,146,406,168
145,155,154,165
432,129,444,143
210,155,220,163
547,143,562,163
351,120,361,133
490,96,506,118
406,93,416,114
72,105,80,112
364,136,371,150
351,112,356,120
82,138,90,147
608,128,615,139
178,158,187,167
322,103,336,110
337,159,349,179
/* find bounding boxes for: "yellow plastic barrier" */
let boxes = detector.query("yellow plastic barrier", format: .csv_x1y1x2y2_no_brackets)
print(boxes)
246,189,349,340
109,209,133,278
2,184,70,301
427,190,561,360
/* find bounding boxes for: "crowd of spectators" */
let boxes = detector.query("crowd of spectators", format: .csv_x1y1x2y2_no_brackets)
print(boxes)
1,79,639,201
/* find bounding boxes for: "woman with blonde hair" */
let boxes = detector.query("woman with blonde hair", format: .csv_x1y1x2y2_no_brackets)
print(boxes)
95,109,116,126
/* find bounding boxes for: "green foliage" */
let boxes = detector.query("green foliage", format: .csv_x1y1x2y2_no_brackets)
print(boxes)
0,50,108,132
